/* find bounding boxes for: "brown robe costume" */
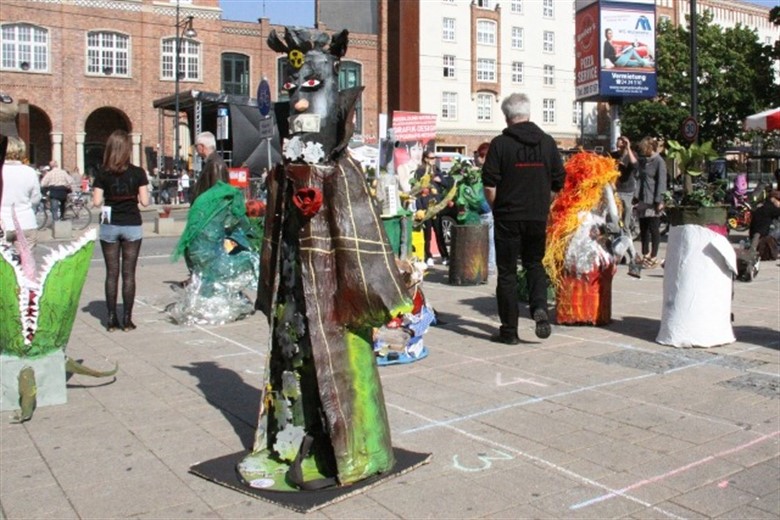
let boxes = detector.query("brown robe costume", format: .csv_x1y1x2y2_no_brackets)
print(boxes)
238,27,411,491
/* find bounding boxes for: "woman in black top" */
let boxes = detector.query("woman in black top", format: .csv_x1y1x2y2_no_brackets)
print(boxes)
92,130,150,331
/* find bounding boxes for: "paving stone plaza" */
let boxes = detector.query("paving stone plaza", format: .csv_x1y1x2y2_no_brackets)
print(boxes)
1,226,778,519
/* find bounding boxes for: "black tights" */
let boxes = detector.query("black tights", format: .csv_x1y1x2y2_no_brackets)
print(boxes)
100,239,142,318
639,216,661,257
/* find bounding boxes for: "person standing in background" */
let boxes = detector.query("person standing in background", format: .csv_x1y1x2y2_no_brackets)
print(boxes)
0,137,42,250
634,136,667,268
180,169,191,204
191,131,229,203
482,93,565,344
41,160,73,221
92,130,150,332
611,136,638,236
415,150,453,266
475,142,496,275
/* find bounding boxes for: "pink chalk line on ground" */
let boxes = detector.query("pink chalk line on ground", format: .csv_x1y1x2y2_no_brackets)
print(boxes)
570,430,780,510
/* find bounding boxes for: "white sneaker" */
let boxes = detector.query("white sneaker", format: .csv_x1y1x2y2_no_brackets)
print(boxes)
442,258,449,266
426,258,435,267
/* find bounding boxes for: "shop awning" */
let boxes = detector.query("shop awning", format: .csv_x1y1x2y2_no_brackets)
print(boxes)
743,108,780,131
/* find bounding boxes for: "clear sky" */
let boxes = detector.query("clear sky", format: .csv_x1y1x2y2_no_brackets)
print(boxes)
218,0,778,25
220,0,315,26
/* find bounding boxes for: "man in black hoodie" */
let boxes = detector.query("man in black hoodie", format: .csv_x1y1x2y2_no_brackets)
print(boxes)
482,93,565,344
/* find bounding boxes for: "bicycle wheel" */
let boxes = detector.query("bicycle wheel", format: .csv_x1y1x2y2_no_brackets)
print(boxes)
36,203,49,230
65,204,93,230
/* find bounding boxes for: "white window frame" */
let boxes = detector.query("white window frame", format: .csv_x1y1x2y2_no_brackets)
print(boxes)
443,54,456,78
543,0,554,18
442,91,457,120
511,27,524,50
477,94,493,122
476,20,496,46
543,64,554,86
543,31,555,53
510,0,523,14
511,61,524,84
442,18,456,42
1,23,49,72
477,0,493,8
543,98,556,124
572,102,581,126
476,58,496,82
86,31,130,77
161,37,201,81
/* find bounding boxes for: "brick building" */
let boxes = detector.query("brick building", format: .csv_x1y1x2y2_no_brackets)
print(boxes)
0,0,383,176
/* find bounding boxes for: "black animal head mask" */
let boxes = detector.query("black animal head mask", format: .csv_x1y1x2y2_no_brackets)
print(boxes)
268,27,363,164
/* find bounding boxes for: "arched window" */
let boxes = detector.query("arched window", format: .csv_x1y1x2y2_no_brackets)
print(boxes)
161,37,200,81
222,53,249,96
476,20,496,45
1,23,49,72
86,31,130,76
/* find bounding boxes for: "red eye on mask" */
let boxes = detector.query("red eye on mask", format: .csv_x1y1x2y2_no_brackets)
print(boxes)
301,78,320,88
283,81,296,91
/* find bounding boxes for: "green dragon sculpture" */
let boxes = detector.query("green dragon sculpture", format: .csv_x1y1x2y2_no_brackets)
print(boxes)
451,160,487,226
0,227,116,422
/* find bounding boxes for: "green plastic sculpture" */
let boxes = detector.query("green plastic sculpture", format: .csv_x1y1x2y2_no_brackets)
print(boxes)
451,161,487,225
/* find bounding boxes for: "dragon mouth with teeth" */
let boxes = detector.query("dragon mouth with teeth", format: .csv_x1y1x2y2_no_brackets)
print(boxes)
1,228,117,422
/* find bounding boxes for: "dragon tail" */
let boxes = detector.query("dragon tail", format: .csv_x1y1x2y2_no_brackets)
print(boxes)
65,358,119,378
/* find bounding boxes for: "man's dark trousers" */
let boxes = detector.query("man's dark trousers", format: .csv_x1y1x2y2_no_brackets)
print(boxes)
495,219,548,338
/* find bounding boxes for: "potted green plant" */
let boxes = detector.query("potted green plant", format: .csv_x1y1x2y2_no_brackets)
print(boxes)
664,139,729,228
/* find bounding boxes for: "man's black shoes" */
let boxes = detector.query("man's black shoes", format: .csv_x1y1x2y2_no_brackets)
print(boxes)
533,309,552,339
490,333,520,345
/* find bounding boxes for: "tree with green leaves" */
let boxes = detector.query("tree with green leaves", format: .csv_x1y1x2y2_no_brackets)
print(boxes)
620,12,778,150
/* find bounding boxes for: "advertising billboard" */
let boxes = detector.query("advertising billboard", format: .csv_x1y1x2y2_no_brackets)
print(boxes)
575,0,657,102
599,1,657,99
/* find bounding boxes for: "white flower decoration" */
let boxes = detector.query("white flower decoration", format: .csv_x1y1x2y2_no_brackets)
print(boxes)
283,136,304,161
302,141,325,163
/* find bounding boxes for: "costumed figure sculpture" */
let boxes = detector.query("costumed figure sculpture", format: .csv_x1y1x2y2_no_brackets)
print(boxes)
169,181,259,325
543,151,633,325
0,222,116,422
453,160,486,226
448,159,490,284
237,27,412,491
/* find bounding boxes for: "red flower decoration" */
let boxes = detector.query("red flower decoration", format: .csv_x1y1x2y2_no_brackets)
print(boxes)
292,187,323,218
245,199,266,217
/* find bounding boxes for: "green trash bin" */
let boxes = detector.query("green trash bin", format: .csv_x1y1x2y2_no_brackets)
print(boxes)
381,210,413,258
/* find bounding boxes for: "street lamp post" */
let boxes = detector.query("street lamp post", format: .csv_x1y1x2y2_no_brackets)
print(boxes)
174,1,196,174
690,0,698,139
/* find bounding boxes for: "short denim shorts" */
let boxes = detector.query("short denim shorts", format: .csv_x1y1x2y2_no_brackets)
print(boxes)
99,224,143,243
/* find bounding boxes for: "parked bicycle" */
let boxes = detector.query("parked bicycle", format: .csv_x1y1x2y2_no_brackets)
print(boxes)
36,191,93,231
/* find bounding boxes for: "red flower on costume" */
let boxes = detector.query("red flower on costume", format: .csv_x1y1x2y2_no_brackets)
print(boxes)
292,187,323,218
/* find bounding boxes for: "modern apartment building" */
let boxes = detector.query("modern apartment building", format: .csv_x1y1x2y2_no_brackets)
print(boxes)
0,0,382,175
378,0,777,155
382,0,580,155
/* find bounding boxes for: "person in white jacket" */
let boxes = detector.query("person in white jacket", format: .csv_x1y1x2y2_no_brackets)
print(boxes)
0,136,42,250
